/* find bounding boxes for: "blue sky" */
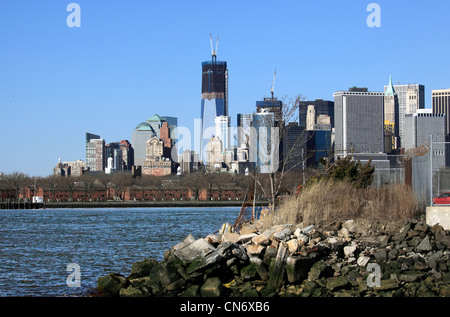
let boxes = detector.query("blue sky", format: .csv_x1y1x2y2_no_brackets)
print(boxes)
1,0,449,177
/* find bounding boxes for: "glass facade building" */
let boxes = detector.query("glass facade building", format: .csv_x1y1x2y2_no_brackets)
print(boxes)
200,60,228,162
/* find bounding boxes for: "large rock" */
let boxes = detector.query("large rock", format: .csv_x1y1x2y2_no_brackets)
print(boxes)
200,277,223,297
129,259,159,279
416,236,432,252
173,238,216,264
97,273,128,297
286,256,314,284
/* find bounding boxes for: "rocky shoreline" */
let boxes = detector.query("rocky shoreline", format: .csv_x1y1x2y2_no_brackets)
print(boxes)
97,217,450,297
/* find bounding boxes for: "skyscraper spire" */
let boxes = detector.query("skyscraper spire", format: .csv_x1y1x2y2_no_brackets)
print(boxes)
385,73,396,96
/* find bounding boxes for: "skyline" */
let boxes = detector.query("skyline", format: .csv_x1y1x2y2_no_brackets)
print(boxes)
1,0,449,177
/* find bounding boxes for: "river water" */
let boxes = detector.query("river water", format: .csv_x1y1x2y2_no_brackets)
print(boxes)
0,207,240,297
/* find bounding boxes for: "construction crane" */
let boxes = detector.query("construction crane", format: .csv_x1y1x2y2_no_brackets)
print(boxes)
210,34,219,62
271,69,276,99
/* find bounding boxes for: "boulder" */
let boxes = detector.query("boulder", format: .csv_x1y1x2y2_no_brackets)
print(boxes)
286,239,299,254
416,236,433,252
173,238,216,264
252,234,270,246
200,277,223,297
97,273,128,297
286,256,314,284
119,285,144,297
273,228,292,241
129,258,159,279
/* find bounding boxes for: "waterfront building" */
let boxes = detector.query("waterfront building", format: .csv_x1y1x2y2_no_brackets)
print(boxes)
334,87,384,158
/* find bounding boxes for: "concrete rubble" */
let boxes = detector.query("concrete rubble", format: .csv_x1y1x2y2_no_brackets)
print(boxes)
97,217,450,297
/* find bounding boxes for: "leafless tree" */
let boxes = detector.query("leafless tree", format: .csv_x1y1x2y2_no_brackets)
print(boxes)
247,94,312,211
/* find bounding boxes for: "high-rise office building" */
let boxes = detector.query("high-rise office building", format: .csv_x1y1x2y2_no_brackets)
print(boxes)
384,75,400,152
206,136,223,171
334,87,384,158
404,110,447,169
86,138,105,171
200,42,228,162
432,88,450,135
383,81,425,148
256,98,283,125
132,114,177,167
215,115,231,151
299,99,334,130
237,113,252,148
281,122,306,172
251,110,278,173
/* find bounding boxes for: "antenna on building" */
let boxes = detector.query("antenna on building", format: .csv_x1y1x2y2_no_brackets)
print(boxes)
210,34,219,62
271,69,277,99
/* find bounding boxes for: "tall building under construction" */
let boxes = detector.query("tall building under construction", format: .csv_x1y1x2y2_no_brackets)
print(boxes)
200,35,228,162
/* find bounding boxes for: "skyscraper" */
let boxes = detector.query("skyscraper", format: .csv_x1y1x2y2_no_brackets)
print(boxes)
200,37,228,162
334,87,385,158
237,113,252,148
383,82,425,148
251,110,278,173
132,114,177,167
384,75,400,152
432,88,450,135
299,99,334,130
215,115,231,151
86,138,105,172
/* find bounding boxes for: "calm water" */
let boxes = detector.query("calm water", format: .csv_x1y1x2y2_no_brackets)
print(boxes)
0,207,240,297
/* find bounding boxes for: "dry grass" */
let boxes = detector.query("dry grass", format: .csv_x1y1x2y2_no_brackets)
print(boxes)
258,179,422,230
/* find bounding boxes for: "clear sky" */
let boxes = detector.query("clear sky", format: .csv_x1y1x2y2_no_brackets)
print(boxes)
1,0,449,177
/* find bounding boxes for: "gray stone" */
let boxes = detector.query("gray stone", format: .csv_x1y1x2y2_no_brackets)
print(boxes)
200,277,223,297
273,228,292,241
301,225,315,234
119,285,144,297
171,234,196,253
373,249,387,263
416,236,432,252
173,238,216,264
186,251,223,274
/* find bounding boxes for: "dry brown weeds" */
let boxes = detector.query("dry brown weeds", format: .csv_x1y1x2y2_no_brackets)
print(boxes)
258,179,422,230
